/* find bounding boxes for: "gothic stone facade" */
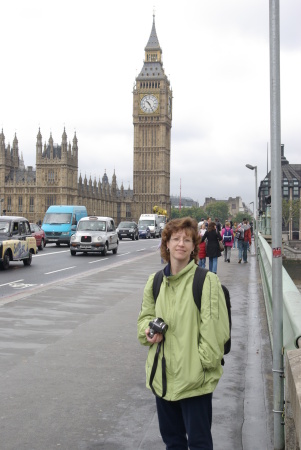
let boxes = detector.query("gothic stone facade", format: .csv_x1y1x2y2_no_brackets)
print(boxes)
0,128,133,224
0,17,171,224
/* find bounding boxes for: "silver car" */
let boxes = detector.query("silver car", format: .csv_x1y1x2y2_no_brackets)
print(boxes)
70,216,118,256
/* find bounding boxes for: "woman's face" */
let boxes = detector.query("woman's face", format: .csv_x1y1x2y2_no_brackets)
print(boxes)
167,229,194,266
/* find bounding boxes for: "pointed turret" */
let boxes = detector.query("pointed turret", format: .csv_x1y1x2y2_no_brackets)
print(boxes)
49,133,54,158
12,133,19,169
0,129,5,154
36,128,43,155
111,169,117,196
62,127,68,154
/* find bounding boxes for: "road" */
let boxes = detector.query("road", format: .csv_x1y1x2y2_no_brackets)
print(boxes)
0,242,273,449
0,238,160,300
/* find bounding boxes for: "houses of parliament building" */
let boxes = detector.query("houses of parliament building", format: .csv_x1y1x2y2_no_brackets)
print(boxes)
0,16,172,224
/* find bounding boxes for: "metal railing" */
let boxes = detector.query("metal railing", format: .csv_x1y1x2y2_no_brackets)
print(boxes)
257,234,301,351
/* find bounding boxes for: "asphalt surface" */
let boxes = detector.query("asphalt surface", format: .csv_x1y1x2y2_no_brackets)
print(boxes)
0,247,273,449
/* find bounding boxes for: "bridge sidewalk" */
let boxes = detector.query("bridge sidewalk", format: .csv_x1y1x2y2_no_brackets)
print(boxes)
0,247,273,449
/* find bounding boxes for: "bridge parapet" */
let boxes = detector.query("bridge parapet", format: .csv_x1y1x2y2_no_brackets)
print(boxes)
258,234,301,351
258,234,301,447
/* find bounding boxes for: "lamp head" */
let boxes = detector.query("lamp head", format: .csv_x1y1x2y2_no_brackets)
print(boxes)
246,164,256,170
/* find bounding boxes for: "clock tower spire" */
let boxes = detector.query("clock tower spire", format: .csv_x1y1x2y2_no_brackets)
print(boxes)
133,15,172,219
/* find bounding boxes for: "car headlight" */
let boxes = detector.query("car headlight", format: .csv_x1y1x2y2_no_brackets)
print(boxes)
71,235,77,241
97,236,104,242
129,228,134,232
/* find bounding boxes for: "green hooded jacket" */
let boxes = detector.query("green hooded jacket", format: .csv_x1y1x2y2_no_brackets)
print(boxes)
137,260,230,401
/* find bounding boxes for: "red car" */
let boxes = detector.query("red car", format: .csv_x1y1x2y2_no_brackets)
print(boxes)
30,223,46,250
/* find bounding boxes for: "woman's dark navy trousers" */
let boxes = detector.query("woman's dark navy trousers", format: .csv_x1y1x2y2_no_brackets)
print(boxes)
156,393,213,450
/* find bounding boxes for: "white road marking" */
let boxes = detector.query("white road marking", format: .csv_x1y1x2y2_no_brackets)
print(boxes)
88,258,109,264
8,282,37,289
116,252,130,257
45,266,76,275
34,250,70,257
0,279,24,287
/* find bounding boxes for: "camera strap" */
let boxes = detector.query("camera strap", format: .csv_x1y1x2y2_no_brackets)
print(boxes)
149,338,167,398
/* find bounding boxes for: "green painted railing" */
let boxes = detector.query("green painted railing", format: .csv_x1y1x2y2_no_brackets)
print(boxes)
258,234,301,351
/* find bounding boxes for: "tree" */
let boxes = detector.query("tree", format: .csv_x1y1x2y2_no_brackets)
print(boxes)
153,205,167,216
204,202,229,225
282,199,300,231
232,212,252,225
171,207,207,222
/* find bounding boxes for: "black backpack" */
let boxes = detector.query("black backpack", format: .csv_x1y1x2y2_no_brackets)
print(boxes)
153,266,231,364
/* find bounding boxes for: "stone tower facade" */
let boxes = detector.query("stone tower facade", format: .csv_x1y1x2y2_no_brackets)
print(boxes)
133,15,172,218
0,128,133,224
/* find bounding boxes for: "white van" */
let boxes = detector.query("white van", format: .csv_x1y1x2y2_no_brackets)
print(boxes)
138,214,160,238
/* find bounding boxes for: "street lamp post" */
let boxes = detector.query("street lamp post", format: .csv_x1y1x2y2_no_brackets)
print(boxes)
245,165,258,255
249,201,254,218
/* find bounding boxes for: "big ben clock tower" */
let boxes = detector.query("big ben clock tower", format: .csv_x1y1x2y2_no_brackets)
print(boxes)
133,15,172,219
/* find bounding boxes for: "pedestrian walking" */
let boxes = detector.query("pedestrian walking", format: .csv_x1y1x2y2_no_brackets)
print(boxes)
201,221,222,273
137,217,230,450
221,221,234,263
232,222,237,248
236,219,252,263
198,223,207,268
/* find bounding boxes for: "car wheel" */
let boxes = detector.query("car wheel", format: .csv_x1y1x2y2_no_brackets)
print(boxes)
113,244,118,254
56,243,60,247
38,239,44,251
132,235,135,241
136,233,139,240
119,236,122,240
70,250,76,256
102,243,108,256
1,251,10,270
23,251,32,266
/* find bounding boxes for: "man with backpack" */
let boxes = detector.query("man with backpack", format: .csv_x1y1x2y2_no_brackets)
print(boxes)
137,217,230,450
236,219,252,263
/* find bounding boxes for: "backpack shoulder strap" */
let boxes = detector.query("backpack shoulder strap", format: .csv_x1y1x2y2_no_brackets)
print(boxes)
153,266,208,308
193,267,208,310
153,270,164,303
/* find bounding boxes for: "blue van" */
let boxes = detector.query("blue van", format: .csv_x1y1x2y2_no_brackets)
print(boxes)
42,205,87,246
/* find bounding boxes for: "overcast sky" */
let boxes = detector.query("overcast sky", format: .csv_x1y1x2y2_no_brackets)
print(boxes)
1,0,300,208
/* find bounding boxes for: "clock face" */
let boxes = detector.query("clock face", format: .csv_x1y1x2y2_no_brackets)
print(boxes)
140,94,159,113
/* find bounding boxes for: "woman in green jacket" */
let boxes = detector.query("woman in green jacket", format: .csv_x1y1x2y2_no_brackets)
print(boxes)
137,217,229,450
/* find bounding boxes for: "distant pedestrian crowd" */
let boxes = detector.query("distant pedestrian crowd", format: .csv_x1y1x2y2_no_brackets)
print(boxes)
197,216,252,274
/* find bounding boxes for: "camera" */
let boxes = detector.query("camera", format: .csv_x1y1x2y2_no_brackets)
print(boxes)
148,317,168,338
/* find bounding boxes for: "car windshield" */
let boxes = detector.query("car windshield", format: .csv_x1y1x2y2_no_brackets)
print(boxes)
43,213,72,224
0,221,10,233
139,225,148,230
119,222,134,228
78,221,106,232
139,220,154,226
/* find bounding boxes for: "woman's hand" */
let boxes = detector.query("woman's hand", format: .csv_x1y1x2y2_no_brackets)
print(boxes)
145,328,164,344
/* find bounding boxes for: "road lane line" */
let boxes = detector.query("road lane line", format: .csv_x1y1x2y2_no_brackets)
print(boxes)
34,250,70,257
45,266,76,275
116,252,130,257
136,249,146,252
88,258,109,264
0,279,24,287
